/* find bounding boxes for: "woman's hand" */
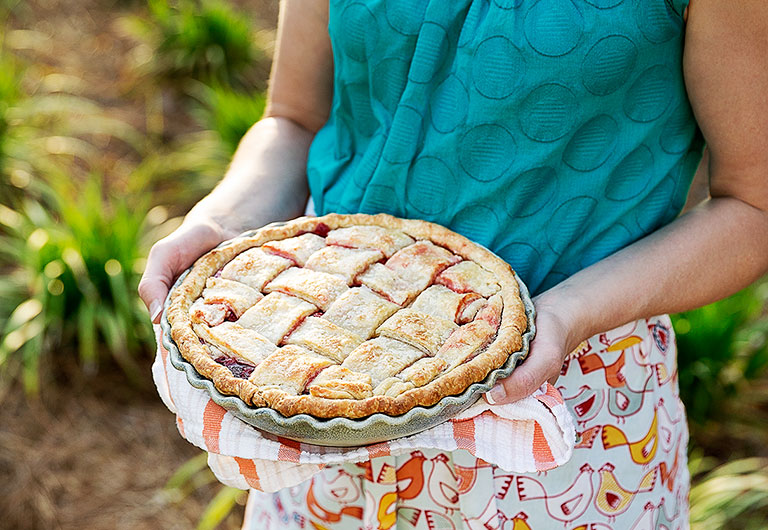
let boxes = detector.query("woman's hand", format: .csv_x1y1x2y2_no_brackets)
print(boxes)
484,295,582,404
138,218,231,323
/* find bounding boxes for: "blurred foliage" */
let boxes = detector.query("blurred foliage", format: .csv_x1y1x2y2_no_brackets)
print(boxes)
673,281,768,425
163,452,247,530
689,453,768,529
120,0,264,89
191,82,265,154
0,174,178,394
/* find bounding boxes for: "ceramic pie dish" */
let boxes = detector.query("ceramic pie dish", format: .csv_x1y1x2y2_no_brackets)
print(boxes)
161,214,535,446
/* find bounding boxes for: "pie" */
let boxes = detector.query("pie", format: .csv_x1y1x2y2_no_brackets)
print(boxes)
167,213,528,419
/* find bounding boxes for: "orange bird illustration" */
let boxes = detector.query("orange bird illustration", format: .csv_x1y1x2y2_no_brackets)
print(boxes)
396,450,427,500
601,408,659,465
578,351,626,388
306,480,363,523
516,463,595,524
355,460,374,482
594,463,657,519
453,459,494,494
575,425,602,450
427,453,460,513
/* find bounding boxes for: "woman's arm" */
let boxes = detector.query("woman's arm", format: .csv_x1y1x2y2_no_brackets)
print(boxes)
138,0,333,321
488,0,768,403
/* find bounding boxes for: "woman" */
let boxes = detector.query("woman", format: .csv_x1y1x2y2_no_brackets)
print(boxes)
139,0,768,527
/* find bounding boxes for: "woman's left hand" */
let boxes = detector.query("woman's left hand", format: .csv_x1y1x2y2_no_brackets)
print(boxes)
484,296,582,404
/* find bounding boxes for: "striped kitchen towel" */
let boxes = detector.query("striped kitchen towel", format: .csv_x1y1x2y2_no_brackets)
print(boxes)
152,326,575,492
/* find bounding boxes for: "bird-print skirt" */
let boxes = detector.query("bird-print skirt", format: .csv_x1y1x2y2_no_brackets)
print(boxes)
243,315,689,529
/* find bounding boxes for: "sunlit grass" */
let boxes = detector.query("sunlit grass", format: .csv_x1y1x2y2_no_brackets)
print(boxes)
0,174,179,393
673,282,768,425
119,0,264,89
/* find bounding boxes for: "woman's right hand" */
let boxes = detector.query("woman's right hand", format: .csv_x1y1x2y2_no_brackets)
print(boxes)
138,218,230,323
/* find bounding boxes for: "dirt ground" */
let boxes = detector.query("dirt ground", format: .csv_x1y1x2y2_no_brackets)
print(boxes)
0,361,246,530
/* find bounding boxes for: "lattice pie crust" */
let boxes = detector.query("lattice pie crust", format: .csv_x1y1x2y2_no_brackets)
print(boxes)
167,214,527,419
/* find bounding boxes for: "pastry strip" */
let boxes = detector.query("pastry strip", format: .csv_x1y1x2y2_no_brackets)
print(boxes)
326,225,415,258
385,241,461,290
341,337,425,386
304,246,383,285
189,298,227,326
358,263,418,306
376,308,458,355
410,285,483,323
219,248,293,290
237,292,317,344
261,233,326,266
322,286,400,339
284,316,363,362
436,261,500,297
193,322,276,366
264,267,349,311
307,366,373,399
202,277,263,317
436,320,496,370
248,345,334,394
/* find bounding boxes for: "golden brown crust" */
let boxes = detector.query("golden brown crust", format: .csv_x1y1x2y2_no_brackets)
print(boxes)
166,213,528,419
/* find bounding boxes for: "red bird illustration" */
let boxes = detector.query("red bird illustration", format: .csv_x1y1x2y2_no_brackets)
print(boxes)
427,453,460,513
516,463,595,524
494,473,515,500
396,450,427,500
601,407,659,465
656,398,682,453
562,385,606,425
594,463,657,519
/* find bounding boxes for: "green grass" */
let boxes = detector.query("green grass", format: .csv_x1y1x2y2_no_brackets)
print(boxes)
0,174,168,393
121,0,263,89
673,282,768,425
191,82,266,154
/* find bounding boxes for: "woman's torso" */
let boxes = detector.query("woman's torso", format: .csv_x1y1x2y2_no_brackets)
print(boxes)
307,0,703,294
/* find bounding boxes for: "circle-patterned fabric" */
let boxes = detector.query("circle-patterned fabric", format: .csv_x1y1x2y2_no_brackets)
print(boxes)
307,0,703,295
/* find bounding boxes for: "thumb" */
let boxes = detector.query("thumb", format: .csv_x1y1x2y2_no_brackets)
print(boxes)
484,342,564,405
138,247,176,324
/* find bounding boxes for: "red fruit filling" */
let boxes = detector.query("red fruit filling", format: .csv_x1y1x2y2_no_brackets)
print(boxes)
313,223,330,237
214,355,255,379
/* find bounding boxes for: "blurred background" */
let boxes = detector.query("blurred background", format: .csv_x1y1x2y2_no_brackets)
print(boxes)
0,1,766,528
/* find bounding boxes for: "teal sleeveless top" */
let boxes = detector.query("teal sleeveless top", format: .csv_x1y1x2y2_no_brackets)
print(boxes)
306,0,703,295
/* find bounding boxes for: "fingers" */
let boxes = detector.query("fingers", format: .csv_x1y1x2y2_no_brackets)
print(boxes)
138,221,225,323
138,242,177,324
484,330,566,405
